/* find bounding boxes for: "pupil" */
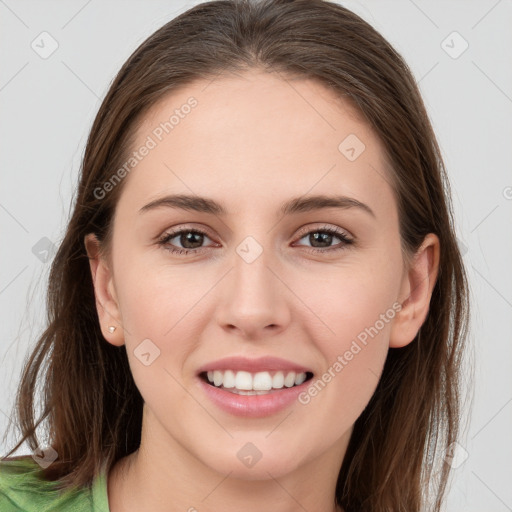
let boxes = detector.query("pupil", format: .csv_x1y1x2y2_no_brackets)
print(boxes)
310,232,332,248
181,232,203,249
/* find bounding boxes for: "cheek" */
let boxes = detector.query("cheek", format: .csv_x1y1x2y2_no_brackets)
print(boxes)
293,257,399,422
114,266,199,416
114,245,202,335
295,302,390,450
296,256,401,348
111,253,205,390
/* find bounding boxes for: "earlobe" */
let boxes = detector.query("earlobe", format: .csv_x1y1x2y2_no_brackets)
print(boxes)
84,233,125,347
389,233,440,348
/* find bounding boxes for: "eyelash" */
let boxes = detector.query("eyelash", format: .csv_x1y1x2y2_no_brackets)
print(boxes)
156,225,354,256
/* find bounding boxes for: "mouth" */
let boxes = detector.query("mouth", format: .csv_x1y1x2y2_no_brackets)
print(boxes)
199,370,314,395
195,355,315,417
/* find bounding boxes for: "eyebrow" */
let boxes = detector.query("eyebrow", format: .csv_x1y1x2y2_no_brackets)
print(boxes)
139,193,376,218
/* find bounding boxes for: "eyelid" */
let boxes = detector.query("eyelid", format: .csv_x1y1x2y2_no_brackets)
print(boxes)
157,222,354,255
294,223,353,240
158,223,352,243
156,224,217,248
156,223,216,241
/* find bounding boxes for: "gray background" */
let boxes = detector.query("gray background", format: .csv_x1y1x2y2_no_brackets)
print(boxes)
1,1,511,511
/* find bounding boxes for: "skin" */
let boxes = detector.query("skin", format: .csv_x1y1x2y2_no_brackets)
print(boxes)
85,68,439,512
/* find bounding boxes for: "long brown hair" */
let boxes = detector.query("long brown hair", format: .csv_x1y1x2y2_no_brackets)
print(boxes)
2,1,471,510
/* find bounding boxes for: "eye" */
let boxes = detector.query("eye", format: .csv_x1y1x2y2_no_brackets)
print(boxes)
293,225,354,254
157,227,217,255
157,224,354,257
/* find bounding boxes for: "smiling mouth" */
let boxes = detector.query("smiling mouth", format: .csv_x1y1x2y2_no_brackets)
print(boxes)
199,370,314,395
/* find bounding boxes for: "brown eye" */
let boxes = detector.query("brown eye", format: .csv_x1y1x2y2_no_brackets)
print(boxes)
294,226,354,253
157,229,215,255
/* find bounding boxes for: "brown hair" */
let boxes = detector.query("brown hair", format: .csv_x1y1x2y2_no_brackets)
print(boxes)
2,1,471,510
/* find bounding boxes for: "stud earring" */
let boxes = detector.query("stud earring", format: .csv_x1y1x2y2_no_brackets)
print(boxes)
107,325,117,333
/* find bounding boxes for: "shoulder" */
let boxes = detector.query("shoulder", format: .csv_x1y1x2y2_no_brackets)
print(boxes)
0,456,104,512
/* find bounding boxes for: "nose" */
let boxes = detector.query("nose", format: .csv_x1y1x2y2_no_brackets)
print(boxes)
214,238,291,340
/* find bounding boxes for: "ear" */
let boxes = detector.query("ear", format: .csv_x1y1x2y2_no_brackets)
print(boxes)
389,233,440,348
84,233,125,347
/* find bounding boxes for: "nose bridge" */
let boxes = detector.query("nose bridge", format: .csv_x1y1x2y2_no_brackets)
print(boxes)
232,234,277,307
216,233,289,335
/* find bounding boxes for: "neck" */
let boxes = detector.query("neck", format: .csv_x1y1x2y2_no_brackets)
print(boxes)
107,409,350,512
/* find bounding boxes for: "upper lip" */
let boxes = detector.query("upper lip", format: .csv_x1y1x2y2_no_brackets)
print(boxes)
197,356,313,375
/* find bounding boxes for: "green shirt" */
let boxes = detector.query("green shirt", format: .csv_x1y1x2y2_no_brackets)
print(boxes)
0,457,110,511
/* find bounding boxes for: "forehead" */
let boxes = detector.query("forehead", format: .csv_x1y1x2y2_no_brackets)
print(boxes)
118,69,395,219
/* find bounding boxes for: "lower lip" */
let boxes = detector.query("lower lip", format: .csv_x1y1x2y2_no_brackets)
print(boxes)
198,376,310,418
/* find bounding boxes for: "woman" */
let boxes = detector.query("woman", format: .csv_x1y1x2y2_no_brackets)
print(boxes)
0,0,470,511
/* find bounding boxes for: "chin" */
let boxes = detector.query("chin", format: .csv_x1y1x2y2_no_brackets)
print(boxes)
198,438,310,480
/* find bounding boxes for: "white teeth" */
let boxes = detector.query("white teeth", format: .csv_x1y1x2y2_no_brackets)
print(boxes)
284,372,296,387
253,372,272,391
213,370,223,387
272,371,284,389
235,371,253,390
223,370,236,388
204,370,308,391
294,372,307,385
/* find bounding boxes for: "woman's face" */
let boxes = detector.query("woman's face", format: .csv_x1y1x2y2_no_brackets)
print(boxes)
88,69,427,479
